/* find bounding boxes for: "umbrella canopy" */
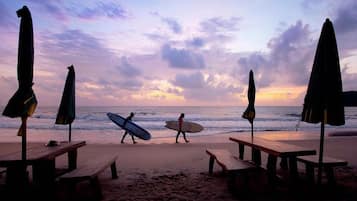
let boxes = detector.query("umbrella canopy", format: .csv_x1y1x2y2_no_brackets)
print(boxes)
301,18,344,184
55,65,76,142
242,70,256,137
2,6,37,161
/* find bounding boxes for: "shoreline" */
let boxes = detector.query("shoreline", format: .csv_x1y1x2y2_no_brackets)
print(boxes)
1,128,357,144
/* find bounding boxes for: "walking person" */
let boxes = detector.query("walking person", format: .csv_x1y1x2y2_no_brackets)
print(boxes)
121,112,137,144
176,113,189,143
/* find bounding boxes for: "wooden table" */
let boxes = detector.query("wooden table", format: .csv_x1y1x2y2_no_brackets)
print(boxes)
0,141,86,192
229,135,316,184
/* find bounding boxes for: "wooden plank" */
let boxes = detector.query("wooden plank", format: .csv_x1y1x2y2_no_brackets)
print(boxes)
59,155,118,181
206,149,256,171
229,136,316,157
297,155,348,167
0,141,86,166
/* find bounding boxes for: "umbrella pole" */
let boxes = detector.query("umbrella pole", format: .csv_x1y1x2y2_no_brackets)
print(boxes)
251,122,253,138
21,116,27,161
69,123,72,142
317,121,325,185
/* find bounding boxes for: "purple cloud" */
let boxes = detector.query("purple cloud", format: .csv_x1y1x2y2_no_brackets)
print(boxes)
76,2,129,19
200,17,240,33
173,72,205,89
186,37,205,48
334,1,357,34
234,21,313,88
24,0,67,20
0,2,16,27
171,72,242,103
161,17,182,34
116,57,142,77
161,44,205,69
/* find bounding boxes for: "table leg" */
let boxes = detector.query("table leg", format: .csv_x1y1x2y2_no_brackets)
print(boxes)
33,159,56,185
267,154,277,187
280,157,288,170
252,148,261,166
288,156,298,180
6,163,28,194
239,144,244,160
68,149,78,170
32,159,56,198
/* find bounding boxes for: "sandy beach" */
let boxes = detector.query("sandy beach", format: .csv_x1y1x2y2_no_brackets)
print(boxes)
0,131,356,200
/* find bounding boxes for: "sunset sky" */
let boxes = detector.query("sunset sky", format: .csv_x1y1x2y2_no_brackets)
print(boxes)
0,0,356,106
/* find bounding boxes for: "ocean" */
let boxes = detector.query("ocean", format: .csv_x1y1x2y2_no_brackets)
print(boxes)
1,106,357,143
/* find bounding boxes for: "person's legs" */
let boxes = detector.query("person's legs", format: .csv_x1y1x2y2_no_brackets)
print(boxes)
176,131,181,143
121,132,128,143
131,135,137,144
183,132,189,143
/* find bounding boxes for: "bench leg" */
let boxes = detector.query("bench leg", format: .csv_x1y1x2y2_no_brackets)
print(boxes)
111,162,118,179
90,177,103,201
325,167,336,186
209,156,215,175
239,144,244,160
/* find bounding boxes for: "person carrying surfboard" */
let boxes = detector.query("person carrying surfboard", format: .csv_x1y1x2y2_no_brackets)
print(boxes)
176,113,189,143
121,112,137,144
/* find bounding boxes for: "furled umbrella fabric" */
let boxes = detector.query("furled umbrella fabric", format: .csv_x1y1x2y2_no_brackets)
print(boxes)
242,70,256,137
301,18,345,184
55,65,75,142
2,6,37,161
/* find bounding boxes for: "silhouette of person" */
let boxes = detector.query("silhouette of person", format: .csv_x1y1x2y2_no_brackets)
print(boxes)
176,113,189,143
121,112,137,144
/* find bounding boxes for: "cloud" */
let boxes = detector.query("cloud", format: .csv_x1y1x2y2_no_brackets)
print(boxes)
186,37,205,48
150,12,182,34
24,0,67,20
161,44,206,69
0,2,16,27
334,1,357,34
173,72,205,89
39,29,115,68
75,2,129,20
116,57,142,77
332,1,357,55
200,17,240,33
171,72,242,104
234,21,314,88
195,17,241,47
161,17,182,34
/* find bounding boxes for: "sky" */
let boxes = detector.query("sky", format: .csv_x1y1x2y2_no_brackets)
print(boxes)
0,0,357,107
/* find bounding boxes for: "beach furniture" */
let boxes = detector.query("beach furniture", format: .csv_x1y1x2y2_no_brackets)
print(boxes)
206,149,257,174
58,154,118,200
206,149,260,192
0,141,86,199
229,135,316,186
297,155,347,185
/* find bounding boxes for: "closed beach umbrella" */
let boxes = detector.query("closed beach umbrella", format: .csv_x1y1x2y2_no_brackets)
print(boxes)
2,6,37,161
301,18,344,184
242,70,256,138
55,65,75,142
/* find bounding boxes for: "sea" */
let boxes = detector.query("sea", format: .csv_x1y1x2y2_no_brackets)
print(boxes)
1,106,357,143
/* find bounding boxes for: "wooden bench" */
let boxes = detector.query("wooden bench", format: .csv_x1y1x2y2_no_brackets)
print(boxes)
297,155,347,185
206,149,257,174
206,149,260,193
58,154,118,200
